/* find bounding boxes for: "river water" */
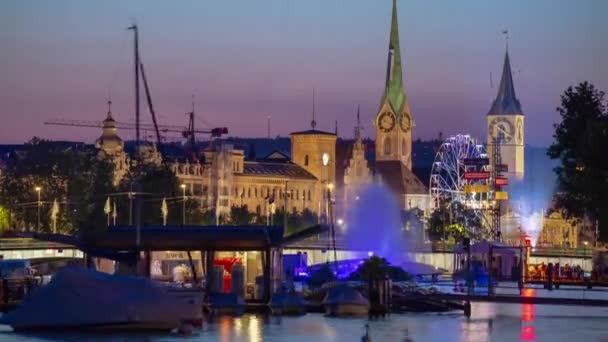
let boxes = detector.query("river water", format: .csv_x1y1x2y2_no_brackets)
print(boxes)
1,286,607,341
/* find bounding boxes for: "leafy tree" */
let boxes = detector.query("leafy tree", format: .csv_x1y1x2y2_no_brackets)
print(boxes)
0,138,116,234
307,263,336,288
348,256,412,282
548,82,608,241
229,205,255,225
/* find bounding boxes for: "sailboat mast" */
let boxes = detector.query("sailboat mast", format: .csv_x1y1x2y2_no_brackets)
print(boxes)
128,24,140,145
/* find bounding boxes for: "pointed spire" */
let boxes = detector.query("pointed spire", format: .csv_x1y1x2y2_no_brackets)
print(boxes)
488,45,523,115
355,105,362,141
310,88,317,129
106,100,114,120
379,0,407,116
335,120,338,135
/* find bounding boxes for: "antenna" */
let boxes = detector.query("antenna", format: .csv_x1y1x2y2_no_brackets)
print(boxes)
267,114,271,138
335,120,338,135
355,105,362,140
502,29,509,51
311,88,317,130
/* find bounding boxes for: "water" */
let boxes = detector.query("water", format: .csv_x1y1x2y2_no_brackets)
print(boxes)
1,302,607,342
343,184,412,264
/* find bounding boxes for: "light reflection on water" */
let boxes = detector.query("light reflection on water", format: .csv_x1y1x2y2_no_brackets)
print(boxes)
1,302,608,341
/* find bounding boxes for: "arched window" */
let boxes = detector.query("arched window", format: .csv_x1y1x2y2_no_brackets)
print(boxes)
304,155,309,166
383,137,392,155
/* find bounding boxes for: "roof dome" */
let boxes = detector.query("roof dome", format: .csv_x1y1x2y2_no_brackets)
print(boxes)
96,101,124,155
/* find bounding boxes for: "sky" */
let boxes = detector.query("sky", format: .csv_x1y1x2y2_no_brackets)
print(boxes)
1,0,607,147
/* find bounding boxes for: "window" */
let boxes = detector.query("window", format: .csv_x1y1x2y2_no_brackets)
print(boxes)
308,190,311,201
248,188,251,198
402,138,407,156
255,188,258,198
383,137,391,155
304,155,309,166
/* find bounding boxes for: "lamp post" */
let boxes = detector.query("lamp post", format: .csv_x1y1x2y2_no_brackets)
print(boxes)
35,186,41,232
181,184,187,226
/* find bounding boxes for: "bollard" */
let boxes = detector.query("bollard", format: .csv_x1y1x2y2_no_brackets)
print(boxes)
464,300,471,318
547,263,554,291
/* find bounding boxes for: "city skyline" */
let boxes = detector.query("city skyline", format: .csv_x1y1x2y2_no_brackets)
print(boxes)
2,0,607,146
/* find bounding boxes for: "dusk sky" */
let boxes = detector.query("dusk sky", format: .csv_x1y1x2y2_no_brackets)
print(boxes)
2,0,607,146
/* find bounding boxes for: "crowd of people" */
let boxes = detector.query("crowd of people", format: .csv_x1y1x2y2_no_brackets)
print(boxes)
527,262,586,281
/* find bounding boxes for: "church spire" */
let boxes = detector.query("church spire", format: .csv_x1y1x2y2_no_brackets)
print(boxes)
310,88,317,129
380,0,407,116
488,45,523,115
355,105,362,141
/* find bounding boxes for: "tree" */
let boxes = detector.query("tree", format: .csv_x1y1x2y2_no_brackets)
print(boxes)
348,256,412,282
307,263,336,288
0,138,116,234
229,205,255,225
548,82,608,241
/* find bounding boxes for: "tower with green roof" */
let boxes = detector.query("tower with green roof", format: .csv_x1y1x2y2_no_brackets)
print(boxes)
374,0,413,169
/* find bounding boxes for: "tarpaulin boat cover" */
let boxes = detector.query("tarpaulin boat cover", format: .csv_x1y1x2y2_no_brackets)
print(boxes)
1,267,201,330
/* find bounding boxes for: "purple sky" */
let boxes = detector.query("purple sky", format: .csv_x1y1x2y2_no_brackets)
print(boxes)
2,0,607,146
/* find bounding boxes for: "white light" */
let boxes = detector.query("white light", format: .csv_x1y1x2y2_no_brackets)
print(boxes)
322,153,329,166
367,251,373,257
355,196,360,201
337,219,344,225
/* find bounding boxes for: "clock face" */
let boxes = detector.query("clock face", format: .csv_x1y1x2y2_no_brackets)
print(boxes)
400,114,412,132
378,112,395,132
489,117,515,144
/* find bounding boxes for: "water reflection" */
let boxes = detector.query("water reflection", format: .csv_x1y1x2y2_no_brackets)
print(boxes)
520,288,536,341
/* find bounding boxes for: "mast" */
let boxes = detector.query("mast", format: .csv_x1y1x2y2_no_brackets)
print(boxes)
128,24,140,145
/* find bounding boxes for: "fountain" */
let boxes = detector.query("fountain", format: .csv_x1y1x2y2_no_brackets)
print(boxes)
343,183,412,265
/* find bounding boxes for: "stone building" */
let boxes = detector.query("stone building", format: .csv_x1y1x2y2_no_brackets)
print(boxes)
95,0,429,224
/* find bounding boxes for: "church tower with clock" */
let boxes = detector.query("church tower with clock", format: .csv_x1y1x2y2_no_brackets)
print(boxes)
374,0,413,169
487,47,525,180
371,0,427,212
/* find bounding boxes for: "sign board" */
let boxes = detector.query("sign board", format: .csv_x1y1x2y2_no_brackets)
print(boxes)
463,158,489,166
495,191,509,200
496,164,509,173
495,177,509,186
464,184,489,193
464,172,491,180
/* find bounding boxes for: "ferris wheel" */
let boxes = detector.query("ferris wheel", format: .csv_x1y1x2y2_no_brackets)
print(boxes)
429,134,492,231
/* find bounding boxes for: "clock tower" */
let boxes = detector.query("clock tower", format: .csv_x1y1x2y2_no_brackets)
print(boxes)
487,48,524,180
374,0,413,169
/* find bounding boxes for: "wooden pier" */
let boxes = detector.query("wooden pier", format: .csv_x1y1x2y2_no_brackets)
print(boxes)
426,293,608,307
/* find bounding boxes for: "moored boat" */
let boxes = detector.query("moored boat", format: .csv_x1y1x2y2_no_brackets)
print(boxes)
0,267,203,332
322,283,369,316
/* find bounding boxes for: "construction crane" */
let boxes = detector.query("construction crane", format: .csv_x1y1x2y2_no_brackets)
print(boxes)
44,118,228,139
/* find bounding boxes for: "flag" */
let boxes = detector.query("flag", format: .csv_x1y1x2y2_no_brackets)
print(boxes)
104,197,111,215
112,202,117,219
161,197,168,217
50,199,59,220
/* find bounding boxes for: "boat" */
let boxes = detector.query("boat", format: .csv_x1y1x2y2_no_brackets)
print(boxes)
269,290,307,315
322,283,369,316
0,267,203,332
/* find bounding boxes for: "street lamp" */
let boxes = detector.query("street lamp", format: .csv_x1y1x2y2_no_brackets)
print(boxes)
35,186,41,232
181,184,187,226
